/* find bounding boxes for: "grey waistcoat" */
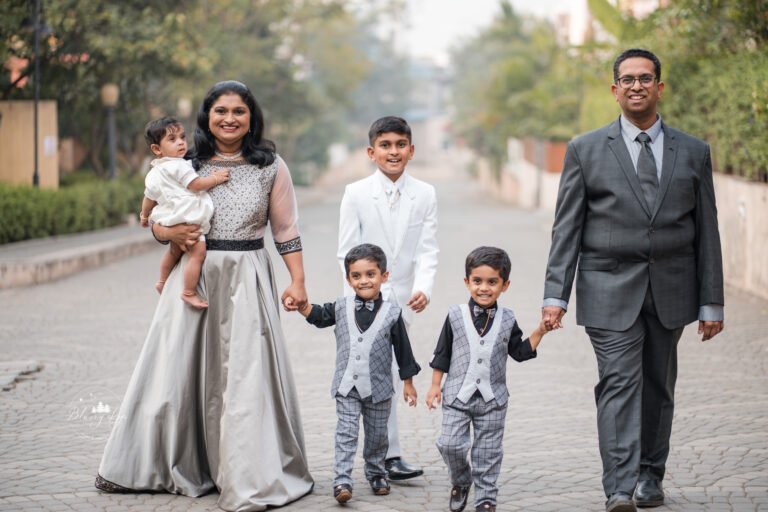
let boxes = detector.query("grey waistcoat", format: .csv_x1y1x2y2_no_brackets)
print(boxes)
442,303,517,406
331,297,400,403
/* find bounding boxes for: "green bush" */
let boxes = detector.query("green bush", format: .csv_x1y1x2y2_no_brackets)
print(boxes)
0,179,144,244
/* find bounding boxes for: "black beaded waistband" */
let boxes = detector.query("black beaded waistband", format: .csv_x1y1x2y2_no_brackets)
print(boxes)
206,238,264,251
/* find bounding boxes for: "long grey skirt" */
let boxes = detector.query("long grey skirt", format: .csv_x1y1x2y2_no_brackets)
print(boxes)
98,248,314,511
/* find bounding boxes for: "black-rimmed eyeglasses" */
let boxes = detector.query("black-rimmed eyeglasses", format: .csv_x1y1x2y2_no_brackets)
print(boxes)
616,74,657,88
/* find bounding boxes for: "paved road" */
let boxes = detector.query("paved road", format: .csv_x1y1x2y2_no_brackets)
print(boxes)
1,156,766,512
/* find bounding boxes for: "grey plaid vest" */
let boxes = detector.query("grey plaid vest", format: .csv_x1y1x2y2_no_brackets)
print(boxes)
442,303,517,406
331,297,401,403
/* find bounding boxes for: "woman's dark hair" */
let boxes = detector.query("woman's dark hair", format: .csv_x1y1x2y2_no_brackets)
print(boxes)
191,80,276,169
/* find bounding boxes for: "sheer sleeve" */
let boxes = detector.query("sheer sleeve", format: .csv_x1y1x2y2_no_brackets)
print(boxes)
269,155,302,254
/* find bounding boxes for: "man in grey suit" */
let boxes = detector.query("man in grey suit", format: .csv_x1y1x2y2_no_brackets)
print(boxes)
542,48,724,512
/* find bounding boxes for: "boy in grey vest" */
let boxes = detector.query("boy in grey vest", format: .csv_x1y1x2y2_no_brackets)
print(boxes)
426,247,552,512
298,243,421,504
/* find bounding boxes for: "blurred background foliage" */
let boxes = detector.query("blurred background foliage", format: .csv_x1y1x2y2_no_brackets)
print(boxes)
1,0,766,188
1,0,410,182
451,0,767,181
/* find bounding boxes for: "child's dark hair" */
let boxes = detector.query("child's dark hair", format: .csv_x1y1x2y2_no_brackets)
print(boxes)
368,116,412,145
344,243,387,276
465,246,511,281
144,117,182,147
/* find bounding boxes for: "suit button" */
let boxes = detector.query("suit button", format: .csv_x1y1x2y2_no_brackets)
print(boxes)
503,337,508,343
353,375,358,380
649,227,655,233
476,379,481,384
358,337,363,342
356,355,361,360
478,359,483,364
480,340,485,345
649,258,655,264
384,333,389,338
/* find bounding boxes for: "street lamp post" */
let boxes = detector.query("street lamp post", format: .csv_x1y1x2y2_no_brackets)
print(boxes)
32,0,41,187
100,83,119,180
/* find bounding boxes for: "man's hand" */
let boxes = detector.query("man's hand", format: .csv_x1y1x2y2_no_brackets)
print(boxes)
407,291,428,313
542,306,566,330
698,320,724,341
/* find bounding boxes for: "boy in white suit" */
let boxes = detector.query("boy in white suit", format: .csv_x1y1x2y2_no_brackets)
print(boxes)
338,116,439,479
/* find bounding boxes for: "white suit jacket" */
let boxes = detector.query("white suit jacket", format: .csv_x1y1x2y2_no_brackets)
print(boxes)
338,171,439,324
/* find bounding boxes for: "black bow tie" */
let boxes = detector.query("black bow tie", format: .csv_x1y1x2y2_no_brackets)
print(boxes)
473,305,496,318
355,299,375,311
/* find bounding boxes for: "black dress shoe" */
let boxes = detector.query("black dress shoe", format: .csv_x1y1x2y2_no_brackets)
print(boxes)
385,457,424,480
449,484,470,512
606,492,637,512
475,501,496,512
369,476,390,496
634,480,664,508
333,483,353,503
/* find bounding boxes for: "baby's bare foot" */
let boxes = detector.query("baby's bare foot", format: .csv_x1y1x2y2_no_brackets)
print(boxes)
181,291,208,309
155,280,166,294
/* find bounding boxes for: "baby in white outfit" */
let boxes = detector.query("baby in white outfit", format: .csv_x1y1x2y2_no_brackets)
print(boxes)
139,117,229,309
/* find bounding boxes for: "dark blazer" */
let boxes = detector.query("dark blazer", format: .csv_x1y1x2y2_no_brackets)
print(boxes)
544,117,724,331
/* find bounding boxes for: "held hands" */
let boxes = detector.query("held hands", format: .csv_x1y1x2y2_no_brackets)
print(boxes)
698,320,724,341
407,291,428,313
403,380,418,407
541,306,566,331
426,384,442,410
281,281,308,312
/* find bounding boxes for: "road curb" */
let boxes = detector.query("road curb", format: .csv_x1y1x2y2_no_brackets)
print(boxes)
0,231,157,290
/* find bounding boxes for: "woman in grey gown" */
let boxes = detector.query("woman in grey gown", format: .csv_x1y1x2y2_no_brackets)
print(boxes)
95,81,314,511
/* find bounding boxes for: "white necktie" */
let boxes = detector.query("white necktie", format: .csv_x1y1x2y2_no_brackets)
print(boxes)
386,186,400,210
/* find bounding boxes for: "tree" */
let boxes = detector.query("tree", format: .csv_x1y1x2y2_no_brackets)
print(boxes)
2,0,211,176
1,0,377,179
450,2,582,168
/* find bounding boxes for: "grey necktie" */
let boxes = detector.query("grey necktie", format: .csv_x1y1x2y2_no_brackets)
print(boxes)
636,132,659,210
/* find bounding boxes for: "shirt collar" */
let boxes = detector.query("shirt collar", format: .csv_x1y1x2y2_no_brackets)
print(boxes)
150,156,183,168
620,114,663,143
468,298,497,315
376,170,406,193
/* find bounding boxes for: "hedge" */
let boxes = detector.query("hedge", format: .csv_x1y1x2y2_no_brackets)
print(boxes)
0,179,144,244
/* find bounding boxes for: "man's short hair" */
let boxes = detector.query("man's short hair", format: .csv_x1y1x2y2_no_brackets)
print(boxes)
368,116,412,145
144,117,182,147
344,243,387,276
465,246,511,282
613,48,662,82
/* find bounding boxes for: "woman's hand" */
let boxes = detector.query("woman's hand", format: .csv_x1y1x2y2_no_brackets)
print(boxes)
152,223,201,252
281,281,307,312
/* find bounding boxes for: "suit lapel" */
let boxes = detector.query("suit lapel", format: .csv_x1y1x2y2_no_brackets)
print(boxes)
651,123,679,221
607,119,652,218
